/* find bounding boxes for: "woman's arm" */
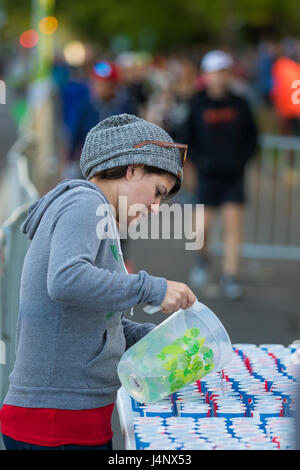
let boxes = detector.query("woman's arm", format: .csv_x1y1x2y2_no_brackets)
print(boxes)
47,190,167,314
121,317,155,351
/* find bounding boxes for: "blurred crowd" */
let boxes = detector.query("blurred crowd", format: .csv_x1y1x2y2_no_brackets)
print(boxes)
2,36,300,181
46,37,300,180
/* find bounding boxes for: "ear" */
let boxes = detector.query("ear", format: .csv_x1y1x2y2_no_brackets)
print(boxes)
126,165,135,181
126,164,145,181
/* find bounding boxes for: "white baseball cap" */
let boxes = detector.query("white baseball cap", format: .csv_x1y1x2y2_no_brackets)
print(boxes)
201,50,233,73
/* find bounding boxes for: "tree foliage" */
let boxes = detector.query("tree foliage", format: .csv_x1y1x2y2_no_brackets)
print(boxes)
2,0,300,51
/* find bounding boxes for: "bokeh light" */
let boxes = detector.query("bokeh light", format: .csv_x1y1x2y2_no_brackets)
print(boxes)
38,16,58,35
19,30,39,49
63,41,86,67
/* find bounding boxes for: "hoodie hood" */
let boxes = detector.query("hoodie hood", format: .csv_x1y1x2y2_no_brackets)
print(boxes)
21,179,109,240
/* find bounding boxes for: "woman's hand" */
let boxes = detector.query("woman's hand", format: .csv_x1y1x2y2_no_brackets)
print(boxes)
160,280,197,314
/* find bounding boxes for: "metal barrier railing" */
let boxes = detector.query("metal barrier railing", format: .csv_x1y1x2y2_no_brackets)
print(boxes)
0,129,39,448
0,132,39,436
0,132,39,225
0,203,32,406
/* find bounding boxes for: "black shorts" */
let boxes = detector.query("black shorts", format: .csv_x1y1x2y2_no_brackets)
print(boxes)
197,174,246,207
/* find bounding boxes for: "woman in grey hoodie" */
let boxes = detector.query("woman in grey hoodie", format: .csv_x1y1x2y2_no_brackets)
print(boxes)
0,114,195,450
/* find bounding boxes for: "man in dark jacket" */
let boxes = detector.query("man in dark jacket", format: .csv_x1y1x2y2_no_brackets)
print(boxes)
184,50,258,299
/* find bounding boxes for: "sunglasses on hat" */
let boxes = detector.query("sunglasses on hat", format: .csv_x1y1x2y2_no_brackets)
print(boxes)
133,140,188,166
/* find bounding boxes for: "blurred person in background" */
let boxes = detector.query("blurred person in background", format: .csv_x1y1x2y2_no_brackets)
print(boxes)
161,55,199,205
143,55,172,127
183,50,258,300
116,51,152,119
254,39,281,133
256,39,279,108
270,54,300,136
62,60,137,180
162,56,198,142
52,59,90,166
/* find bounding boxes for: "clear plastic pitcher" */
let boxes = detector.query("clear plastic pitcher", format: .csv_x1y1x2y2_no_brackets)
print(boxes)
117,299,233,403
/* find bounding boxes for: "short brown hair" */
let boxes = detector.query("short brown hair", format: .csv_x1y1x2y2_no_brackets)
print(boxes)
93,165,181,200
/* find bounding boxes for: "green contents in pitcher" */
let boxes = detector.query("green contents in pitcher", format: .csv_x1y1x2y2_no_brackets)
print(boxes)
156,327,214,393
118,301,233,404
120,326,215,403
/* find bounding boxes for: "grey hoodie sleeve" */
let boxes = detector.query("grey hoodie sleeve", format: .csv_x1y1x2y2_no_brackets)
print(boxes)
47,191,167,313
121,317,156,351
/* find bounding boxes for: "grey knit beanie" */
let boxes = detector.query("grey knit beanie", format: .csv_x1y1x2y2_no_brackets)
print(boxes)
80,114,183,184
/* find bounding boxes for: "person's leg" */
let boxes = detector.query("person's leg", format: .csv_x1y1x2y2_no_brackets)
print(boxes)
27,440,113,450
220,202,244,299
2,434,30,450
221,202,244,276
61,440,113,450
189,204,218,288
189,174,223,288
202,205,218,257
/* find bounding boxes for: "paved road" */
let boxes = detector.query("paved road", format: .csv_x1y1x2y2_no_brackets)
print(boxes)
112,236,300,449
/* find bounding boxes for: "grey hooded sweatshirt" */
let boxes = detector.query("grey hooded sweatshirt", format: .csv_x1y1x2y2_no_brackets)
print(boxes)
3,179,167,409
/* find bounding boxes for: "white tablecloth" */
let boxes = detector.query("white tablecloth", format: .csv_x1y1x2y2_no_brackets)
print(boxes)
116,387,139,450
